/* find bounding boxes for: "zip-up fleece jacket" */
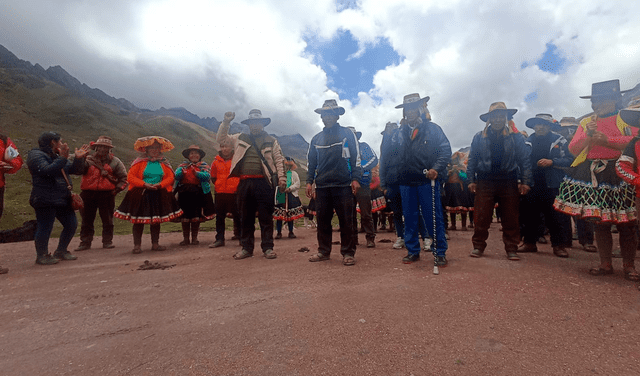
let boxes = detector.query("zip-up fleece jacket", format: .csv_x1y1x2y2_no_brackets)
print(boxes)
467,125,532,186
383,120,452,186
307,123,363,188
525,132,571,189
80,152,128,192
211,153,240,194
0,138,23,188
216,121,286,188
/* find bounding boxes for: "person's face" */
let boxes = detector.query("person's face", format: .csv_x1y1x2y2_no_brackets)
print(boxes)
188,150,201,163
591,100,616,117
404,107,420,123
321,113,339,127
248,122,264,135
51,138,63,151
533,124,550,136
95,145,110,157
489,113,507,128
146,144,161,158
220,144,232,158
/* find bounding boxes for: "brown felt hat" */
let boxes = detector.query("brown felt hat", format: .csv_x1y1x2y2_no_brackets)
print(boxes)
182,145,206,159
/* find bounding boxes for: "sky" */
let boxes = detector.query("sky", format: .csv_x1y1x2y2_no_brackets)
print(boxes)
2,0,640,152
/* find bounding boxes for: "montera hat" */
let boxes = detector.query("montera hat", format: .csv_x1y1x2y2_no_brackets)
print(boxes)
395,93,429,109
240,109,271,126
315,99,345,116
134,136,174,153
479,102,518,122
579,79,632,101
90,135,114,149
620,108,640,128
182,144,206,159
525,113,560,130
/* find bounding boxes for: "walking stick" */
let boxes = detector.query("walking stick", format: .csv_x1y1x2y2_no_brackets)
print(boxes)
424,169,439,275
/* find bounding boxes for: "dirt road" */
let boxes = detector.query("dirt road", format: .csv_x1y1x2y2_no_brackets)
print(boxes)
1,225,639,375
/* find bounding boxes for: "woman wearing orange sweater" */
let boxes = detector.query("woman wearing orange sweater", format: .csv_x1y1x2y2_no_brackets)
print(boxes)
115,136,182,253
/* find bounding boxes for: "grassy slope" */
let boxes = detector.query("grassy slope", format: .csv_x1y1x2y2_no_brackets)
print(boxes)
0,69,310,238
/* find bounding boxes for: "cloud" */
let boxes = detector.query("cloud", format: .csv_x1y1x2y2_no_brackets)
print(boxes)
1,0,640,153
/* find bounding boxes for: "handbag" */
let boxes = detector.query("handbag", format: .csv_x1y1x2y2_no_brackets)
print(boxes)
249,136,280,190
61,169,84,211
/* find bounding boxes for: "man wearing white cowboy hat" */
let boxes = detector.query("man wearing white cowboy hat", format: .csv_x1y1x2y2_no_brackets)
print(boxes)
75,135,128,251
467,102,531,261
306,99,363,266
382,93,451,266
347,126,378,248
518,114,572,258
217,109,286,260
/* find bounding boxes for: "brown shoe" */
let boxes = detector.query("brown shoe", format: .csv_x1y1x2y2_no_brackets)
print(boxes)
553,246,569,258
517,243,537,253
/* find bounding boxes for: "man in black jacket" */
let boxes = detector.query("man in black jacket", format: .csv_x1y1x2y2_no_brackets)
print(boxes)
306,100,363,266
384,93,452,265
27,132,89,265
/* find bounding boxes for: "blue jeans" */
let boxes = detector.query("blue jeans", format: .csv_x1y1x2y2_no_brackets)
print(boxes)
387,184,427,240
400,183,447,257
34,205,77,257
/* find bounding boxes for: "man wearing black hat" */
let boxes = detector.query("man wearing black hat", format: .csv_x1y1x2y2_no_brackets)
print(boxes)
306,99,363,266
217,110,286,260
383,93,451,265
467,102,531,261
517,114,572,257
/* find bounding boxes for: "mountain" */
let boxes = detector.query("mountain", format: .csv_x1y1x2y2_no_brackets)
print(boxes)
0,43,308,163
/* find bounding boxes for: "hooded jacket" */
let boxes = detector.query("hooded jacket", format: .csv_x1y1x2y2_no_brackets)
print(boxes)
27,147,84,208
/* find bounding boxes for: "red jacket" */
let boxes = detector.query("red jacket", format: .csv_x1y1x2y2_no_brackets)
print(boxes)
211,154,239,194
80,153,128,191
0,138,23,188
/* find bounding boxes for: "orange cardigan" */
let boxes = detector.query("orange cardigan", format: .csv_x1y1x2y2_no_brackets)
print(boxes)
127,160,174,192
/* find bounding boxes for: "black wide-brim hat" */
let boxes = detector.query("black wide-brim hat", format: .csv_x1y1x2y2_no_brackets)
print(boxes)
395,93,429,109
579,79,632,101
620,108,640,128
315,99,346,116
525,113,561,130
479,102,517,122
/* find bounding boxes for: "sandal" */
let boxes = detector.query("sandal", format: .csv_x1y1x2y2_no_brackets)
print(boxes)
233,249,253,260
624,270,640,282
588,267,613,276
132,247,142,254
309,253,330,262
342,255,356,266
263,249,277,259
151,245,166,252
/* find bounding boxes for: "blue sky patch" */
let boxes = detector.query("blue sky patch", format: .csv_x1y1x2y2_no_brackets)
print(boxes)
521,42,567,74
524,91,538,103
304,29,402,104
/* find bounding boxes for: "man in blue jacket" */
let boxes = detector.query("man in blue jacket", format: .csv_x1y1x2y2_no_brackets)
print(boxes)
348,127,378,248
306,100,363,266
518,114,572,257
467,102,531,260
384,93,451,265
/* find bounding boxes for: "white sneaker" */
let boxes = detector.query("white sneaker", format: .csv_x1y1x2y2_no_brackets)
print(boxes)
392,237,405,249
422,238,433,250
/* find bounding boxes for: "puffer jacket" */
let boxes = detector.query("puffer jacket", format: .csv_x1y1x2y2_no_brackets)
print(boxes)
525,131,571,189
383,119,452,186
467,126,532,186
27,147,85,208
211,153,240,194
216,121,286,189
80,152,128,192
0,138,23,188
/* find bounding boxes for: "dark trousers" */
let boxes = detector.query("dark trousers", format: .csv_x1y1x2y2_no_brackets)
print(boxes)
387,184,404,238
521,186,567,247
316,186,356,257
276,220,294,233
215,193,240,241
472,179,520,253
576,218,594,245
237,178,274,253
132,223,161,246
79,190,115,246
353,185,375,240
34,205,77,257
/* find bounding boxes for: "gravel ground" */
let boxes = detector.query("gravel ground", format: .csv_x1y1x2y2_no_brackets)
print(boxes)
0,224,639,375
